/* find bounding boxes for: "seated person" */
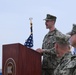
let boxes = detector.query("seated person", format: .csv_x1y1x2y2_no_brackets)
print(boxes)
54,35,76,75
68,24,76,55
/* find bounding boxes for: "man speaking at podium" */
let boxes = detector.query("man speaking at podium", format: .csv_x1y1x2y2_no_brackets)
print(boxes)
36,14,64,75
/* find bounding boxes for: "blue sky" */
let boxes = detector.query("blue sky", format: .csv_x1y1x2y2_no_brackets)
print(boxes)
0,0,76,69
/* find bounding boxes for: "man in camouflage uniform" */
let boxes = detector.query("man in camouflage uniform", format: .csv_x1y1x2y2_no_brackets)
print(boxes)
36,14,64,75
54,27,76,75
68,24,76,55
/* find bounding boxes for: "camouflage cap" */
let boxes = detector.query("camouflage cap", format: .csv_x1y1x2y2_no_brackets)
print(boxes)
67,24,76,36
44,14,57,21
55,35,70,44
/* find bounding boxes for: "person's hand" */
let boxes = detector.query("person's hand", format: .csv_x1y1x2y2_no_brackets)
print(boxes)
36,48,44,54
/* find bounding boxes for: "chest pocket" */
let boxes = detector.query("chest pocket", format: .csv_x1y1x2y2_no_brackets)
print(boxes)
43,35,56,49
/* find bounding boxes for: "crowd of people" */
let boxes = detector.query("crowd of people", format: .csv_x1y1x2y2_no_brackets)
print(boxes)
36,14,76,75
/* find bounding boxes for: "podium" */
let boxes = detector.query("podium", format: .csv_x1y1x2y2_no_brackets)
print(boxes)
2,43,41,75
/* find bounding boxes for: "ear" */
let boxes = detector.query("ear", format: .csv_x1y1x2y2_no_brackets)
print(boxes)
52,20,55,24
55,43,58,50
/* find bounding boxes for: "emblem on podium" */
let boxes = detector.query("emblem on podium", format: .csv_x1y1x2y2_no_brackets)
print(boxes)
4,58,16,75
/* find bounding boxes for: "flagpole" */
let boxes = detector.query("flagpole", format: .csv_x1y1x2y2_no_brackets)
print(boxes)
29,18,33,35
29,18,33,49
24,18,33,48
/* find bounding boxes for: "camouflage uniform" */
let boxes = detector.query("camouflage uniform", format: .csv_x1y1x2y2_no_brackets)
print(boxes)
67,24,76,55
42,28,64,75
54,52,76,75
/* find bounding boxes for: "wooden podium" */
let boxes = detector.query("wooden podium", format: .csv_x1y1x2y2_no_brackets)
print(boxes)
2,43,41,75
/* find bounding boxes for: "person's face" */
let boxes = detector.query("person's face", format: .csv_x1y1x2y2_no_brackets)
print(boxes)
55,43,70,58
55,48,61,57
55,43,63,57
45,20,55,29
70,34,76,47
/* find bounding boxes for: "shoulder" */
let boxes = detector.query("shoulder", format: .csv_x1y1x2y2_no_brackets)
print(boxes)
55,29,64,36
54,55,76,75
66,55,76,68
73,69,76,75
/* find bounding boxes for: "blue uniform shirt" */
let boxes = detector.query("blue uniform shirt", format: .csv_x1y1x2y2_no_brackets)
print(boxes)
73,48,76,55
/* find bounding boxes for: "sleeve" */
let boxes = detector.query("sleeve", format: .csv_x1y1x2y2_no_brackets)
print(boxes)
73,69,76,75
43,47,56,54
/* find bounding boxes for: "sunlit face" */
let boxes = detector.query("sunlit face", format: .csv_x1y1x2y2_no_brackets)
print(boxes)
70,34,76,47
55,43,70,58
54,43,63,57
55,45,63,57
45,20,55,29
